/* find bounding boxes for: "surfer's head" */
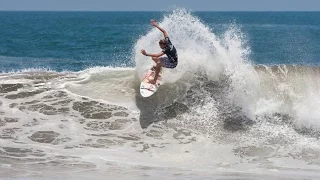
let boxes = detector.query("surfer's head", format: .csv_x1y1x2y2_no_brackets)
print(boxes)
159,39,166,49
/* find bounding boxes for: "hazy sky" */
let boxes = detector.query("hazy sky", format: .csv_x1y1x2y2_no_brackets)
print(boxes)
1,0,320,11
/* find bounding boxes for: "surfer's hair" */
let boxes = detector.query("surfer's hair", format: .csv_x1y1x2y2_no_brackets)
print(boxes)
159,39,166,45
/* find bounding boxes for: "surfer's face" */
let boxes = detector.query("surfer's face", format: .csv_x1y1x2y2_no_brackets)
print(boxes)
159,43,166,49
159,39,166,49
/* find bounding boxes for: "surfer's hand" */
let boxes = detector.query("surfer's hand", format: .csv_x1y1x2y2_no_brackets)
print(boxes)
150,19,158,27
141,49,147,56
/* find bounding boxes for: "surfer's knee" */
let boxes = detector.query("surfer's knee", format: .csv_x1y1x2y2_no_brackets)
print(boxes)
155,61,161,66
152,57,161,62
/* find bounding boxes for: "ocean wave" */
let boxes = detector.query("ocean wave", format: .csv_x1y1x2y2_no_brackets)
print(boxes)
1,9,320,178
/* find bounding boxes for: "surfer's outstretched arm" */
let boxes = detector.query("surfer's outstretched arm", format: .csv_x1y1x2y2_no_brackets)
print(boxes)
141,49,164,57
151,19,168,38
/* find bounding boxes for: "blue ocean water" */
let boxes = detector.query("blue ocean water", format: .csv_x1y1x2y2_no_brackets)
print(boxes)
0,11,320,72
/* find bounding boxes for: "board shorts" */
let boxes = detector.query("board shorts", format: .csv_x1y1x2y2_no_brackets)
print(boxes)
160,57,178,69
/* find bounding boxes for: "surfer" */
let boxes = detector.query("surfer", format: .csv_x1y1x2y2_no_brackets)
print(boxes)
141,19,178,84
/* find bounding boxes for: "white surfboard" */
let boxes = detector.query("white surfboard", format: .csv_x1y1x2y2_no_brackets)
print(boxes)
140,67,162,97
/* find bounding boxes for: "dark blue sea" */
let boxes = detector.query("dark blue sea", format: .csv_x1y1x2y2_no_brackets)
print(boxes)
1,10,320,179
1,11,320,72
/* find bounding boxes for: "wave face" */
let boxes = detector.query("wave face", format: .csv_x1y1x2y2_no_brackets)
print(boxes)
255,65,320,129
1,10,320,179
134,9,259,124
133,10,320,132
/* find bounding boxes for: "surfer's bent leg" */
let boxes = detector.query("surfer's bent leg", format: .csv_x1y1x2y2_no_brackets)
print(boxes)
151,57,162,81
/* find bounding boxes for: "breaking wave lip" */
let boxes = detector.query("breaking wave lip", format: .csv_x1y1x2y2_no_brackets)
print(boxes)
131,8,320,134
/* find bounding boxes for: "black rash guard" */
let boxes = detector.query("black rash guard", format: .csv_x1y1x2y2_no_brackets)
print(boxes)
162,37,178,62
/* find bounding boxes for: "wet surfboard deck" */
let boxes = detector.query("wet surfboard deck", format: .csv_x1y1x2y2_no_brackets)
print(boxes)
140,67,162,97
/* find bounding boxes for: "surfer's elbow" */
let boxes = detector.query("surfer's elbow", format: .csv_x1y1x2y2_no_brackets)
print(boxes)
152,57,159,61
157,52,165,57
153,53,162,58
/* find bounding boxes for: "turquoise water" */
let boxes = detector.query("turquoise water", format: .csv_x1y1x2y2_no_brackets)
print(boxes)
1,11,320,72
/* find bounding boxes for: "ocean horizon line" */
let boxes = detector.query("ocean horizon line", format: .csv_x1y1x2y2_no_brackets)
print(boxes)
0,10,320,13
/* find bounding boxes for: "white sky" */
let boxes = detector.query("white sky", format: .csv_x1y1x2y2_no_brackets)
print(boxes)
1,0,320,11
